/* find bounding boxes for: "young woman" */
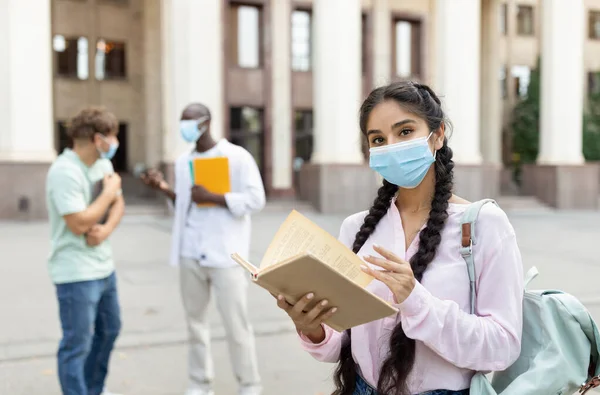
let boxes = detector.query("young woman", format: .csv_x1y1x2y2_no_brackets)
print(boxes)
275,81,524,395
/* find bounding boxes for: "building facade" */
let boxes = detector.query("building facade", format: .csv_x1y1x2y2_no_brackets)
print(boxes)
0,0,598,219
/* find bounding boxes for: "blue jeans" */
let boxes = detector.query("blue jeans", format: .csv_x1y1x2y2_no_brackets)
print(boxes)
56,272,122,395
354,374,470,395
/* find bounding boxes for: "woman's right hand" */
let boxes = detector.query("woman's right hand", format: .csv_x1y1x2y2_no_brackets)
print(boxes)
275,292,337,343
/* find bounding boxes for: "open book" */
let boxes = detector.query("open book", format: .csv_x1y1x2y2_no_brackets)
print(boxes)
231,210,398,332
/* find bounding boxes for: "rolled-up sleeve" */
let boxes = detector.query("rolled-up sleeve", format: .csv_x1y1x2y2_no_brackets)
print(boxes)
224,152,266,217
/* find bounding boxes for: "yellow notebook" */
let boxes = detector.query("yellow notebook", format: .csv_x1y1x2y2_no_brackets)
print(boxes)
190,157,231,207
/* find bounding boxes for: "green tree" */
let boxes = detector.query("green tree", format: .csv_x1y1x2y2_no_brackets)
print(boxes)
583,77,600,161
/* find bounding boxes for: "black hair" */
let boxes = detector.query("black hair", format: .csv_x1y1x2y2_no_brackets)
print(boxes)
184,102,211,120
332,81,455,395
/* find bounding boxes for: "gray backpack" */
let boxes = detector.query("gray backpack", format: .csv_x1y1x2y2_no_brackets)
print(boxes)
460,199,600,395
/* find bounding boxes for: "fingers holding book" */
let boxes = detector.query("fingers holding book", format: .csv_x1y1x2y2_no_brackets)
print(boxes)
360,244,416,305
275,292,337,343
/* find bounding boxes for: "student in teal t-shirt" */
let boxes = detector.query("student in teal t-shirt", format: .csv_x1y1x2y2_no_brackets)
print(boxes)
46,107,125,395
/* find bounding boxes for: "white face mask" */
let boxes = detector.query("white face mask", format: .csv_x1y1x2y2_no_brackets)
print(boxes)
369,132,436,189
97,134,119,160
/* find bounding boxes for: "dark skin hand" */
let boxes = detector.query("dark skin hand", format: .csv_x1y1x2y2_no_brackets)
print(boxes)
140,169,176,202
191,184,227,206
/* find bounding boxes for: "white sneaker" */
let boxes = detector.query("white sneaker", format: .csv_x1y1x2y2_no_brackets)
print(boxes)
184,389,214,395
239,385,262,395
101,391,123,395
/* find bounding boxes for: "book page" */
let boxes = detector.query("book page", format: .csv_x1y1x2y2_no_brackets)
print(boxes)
259,210,373,288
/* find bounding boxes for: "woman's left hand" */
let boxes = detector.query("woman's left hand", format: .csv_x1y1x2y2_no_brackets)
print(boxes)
361,244,416,304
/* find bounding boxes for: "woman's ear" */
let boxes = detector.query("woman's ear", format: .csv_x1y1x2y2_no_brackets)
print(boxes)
433,123,445,150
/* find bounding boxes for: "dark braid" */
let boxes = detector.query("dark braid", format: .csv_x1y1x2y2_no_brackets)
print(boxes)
332,180,398,395
332,81,454,395
352,180,398,254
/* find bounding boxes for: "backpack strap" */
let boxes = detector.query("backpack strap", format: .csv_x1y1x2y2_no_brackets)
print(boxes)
460,199,499,314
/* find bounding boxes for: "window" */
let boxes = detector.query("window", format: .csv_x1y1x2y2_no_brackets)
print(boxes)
55,121,72,154
230,107,264,174
516,5,534,36
589,11,600,39
291,10,311,71
230,4,262,68
511,65,531,98
95,39,126,80
294,110,313,164
500,3,508,35
393,19,422,79
53,35,89,80
588,72,600,96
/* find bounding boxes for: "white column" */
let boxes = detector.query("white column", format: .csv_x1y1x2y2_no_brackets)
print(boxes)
538,0,584,165
0,0,55,162
311,0,364,164
271,0,293,190
372,0,391,87
435,0,482,164
161,0,224,162
480,0,502,165
143,0,164,167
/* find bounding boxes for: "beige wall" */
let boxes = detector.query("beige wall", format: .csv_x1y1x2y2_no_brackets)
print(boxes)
389,0,431,13
50,0,600,171
51,0,149,171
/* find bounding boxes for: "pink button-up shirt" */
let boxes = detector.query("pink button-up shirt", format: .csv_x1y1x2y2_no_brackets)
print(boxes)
299,201,524,393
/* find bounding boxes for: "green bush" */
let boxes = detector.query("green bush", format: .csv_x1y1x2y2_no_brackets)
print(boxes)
583,85,600,161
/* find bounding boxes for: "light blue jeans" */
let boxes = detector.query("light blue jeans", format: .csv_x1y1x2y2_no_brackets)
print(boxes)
354,374,470,395
56,272,121,395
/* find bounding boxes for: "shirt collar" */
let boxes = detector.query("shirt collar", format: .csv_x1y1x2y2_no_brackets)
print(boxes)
62,148,91,170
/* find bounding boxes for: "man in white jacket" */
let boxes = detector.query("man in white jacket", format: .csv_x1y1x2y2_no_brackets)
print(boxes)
141,103,264,395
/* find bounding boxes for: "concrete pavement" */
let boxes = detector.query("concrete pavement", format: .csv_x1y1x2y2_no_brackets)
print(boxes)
1,199,600,394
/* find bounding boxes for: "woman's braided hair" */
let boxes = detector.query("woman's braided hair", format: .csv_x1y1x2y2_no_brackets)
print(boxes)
332,81,455,395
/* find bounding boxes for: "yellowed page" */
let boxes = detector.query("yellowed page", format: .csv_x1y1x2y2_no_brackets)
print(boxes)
259,210,374,288
231,253,259,277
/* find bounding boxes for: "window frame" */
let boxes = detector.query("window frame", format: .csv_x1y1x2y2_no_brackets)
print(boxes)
293,109,314,163
53,35,90,80
229,106,266,176
94,38,128,81
516,5,535,36
291,8,313,72
589,10,600,40
500,3,508,36
390,14,424,81
228,2,264,70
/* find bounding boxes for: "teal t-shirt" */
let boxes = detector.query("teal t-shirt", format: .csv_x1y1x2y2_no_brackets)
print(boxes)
46,149,115,284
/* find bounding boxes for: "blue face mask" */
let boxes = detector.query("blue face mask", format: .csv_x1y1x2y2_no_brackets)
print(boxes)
180,117,209,143
98,135,119,160
369,132,436,189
